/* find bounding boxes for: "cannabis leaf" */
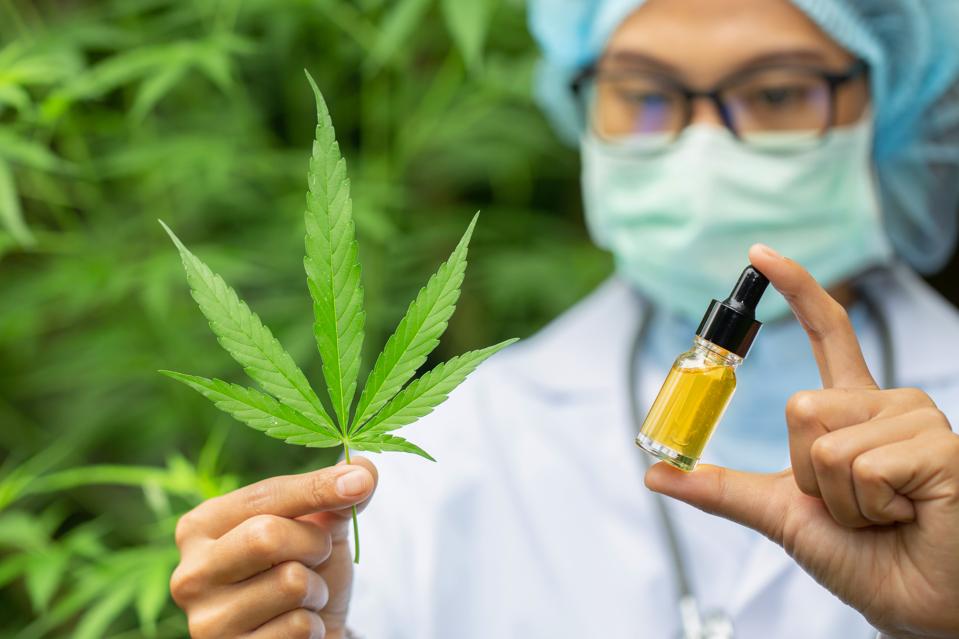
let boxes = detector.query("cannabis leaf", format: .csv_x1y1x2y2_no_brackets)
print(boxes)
360,342,511,437
157,373,342,448
350,215,475,434
160,70,517,563
158,220,335,432
304,71,365,432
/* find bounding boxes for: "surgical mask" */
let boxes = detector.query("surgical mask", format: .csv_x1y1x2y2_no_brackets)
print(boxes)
581,120,894,322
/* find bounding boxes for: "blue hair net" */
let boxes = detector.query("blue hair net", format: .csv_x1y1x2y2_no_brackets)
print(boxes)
529,0,959,272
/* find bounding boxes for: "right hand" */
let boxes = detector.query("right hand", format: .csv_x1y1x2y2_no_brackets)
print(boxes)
170,457,378,638
646,247,959,638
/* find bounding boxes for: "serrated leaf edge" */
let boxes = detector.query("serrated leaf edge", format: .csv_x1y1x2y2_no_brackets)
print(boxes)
349,213,478,434
360,337,517,437
160,370,343,445
159,220,335,432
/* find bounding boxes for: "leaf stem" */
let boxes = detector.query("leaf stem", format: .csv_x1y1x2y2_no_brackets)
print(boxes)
343,443,360,563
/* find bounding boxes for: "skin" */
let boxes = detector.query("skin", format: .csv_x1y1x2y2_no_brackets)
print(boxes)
171,1,958,637
604,0,870,126
603,0,869,309
647,245,959,638
170,459,376,638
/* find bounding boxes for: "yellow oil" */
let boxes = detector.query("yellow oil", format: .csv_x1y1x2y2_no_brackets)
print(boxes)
637,363,737,471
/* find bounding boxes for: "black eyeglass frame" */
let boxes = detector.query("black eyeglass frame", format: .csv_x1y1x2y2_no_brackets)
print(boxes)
569,59,869,148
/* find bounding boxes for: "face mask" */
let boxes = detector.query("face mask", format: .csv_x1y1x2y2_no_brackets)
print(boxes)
581,121,893,322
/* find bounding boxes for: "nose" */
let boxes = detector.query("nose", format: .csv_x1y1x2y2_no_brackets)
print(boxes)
689,95,726,128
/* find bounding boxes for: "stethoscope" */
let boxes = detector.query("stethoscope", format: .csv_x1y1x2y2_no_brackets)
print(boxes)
626,279,896,639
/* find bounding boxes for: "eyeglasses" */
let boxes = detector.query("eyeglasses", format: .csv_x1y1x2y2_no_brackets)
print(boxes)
570,59,868,153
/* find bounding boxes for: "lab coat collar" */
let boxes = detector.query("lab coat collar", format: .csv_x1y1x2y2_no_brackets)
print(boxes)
502,263,959,399
858,264,959,386
500,277,643,398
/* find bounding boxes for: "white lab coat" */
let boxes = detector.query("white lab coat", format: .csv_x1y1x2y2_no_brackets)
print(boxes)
350,264,959,638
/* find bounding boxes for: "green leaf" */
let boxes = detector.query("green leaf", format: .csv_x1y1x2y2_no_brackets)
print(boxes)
0,554,30,589
0,511,51,550
0,85,31,115
135,555,173,636
350,432,436,462
130,63,187,122
0,126,66,172
367,0,434,73
303,72,366,432
24,549,67,613
160,371,342,447
440,0,495,71
73,584,137,639
361,338,516,437
0,158,33,246
159,221,336,432
351,214,478,433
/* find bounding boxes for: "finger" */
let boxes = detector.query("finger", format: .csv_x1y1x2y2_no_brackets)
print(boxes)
297,457,380,534
852,425,959,524
190,462,377,539
748,244,877,390
851,442,918,525
245,608,325,639
323,457,380,519
205,515,333,584
808,413,935,527
311,529,354,629
196,562,329,637
786,388,929,497
645,462,790,544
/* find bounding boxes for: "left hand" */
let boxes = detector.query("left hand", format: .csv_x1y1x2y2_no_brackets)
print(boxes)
645,244,959,639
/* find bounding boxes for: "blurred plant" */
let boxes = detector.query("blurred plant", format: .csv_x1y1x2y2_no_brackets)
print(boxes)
0,0,607,634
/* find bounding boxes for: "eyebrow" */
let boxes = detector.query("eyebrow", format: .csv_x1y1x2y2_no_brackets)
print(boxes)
601,48,834,77
602,50,681,75
737,50,834,69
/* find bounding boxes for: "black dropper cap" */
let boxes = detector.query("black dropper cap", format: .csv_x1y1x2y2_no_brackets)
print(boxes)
695,266,770,358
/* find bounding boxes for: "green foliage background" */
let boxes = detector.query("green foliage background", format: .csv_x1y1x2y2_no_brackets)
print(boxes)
0,0,609,635
4,1,957,636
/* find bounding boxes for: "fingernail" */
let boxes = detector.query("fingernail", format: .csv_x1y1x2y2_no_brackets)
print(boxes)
756,243,782,259
336,469,369,497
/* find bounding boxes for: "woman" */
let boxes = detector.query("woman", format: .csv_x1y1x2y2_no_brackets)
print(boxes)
168,1,959,637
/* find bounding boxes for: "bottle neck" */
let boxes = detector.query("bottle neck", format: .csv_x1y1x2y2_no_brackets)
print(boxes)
693,335,743,367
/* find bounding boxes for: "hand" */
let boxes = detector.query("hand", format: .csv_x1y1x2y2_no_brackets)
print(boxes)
645,245,959,639
170,458,377,639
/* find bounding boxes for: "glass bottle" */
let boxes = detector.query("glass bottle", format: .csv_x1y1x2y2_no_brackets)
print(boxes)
636,266,769,471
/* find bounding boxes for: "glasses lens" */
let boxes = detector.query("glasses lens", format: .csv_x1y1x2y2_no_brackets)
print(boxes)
723,68,831,150
585,72,684,148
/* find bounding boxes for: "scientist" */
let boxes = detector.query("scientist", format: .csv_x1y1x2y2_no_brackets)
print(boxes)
168,1,959,638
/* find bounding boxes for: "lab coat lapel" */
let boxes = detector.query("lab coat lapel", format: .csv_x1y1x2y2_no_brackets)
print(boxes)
503,277,642,400
729,533,795,614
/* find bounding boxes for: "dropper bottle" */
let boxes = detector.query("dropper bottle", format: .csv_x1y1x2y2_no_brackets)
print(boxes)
636,265,770,471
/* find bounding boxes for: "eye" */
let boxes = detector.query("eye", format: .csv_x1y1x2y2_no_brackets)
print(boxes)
747,85,811,109
616,89,672,107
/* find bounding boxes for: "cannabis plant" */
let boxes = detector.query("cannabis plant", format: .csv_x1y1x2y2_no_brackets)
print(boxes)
160,73,516,562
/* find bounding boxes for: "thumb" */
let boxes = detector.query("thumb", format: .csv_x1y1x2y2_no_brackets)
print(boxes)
644,462,790,543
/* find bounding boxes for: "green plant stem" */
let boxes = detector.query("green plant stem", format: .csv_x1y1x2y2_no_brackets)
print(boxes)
343,443,360,563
